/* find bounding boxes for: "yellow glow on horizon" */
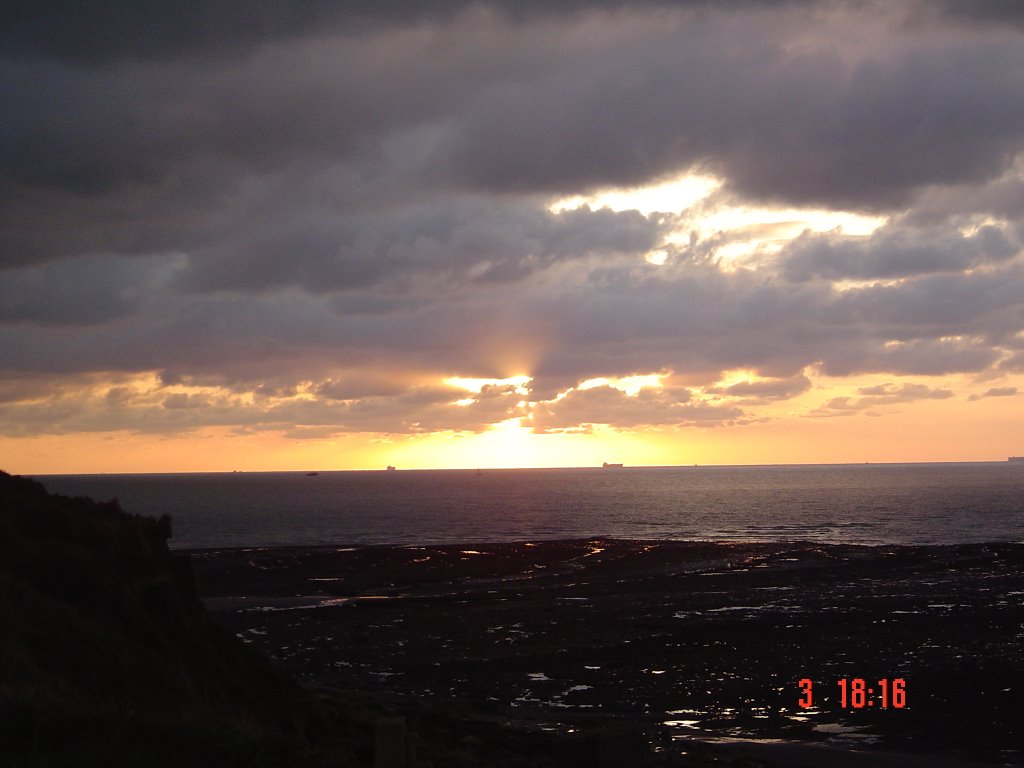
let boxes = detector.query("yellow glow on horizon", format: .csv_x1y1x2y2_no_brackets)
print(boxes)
2,371,1022,475
390,421,674,470
2,386,1022,477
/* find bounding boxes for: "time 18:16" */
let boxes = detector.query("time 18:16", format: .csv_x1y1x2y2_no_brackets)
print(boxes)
798,678,906,709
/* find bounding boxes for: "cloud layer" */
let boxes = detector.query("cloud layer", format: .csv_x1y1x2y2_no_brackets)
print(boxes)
2,0,1023,440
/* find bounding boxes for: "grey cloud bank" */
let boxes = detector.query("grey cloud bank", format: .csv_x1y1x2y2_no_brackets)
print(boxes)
2,0,1023,438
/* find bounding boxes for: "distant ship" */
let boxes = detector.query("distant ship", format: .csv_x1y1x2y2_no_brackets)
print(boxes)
1010,457,1024,463
305,471,319,477
602,462,624,468
386,465,396,471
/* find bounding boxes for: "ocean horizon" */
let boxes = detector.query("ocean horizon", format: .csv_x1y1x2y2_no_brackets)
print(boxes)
33,461,1024,550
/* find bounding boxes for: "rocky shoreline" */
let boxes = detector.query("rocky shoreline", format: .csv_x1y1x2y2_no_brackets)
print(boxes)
192,538,1024,766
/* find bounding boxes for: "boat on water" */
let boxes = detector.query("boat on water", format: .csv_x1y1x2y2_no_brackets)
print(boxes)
602,462,624,468
305,471,319,477
386,465,396,471
1009,457,1024,463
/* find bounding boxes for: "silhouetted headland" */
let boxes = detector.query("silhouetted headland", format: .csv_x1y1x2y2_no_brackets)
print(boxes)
0,471,368,766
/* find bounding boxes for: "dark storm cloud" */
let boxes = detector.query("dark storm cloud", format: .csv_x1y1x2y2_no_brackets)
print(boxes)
896,158,1024,231
0,281,543,383
434,14,1024,210
9,1,1018,68
0,254,183,325
817,338,1001,378
828,266,1024,342
525,263,825,381
0,0,447,63
520,258,1024,389
928,0,1024,28
6,0,1024,273
0,0,820,64
780,224,1019,282
2,1,1024,439
0,247,1019,393
0,250,1020,436
179,200,664,294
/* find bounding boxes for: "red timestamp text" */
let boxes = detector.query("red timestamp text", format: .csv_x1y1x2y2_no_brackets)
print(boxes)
798,678,907,709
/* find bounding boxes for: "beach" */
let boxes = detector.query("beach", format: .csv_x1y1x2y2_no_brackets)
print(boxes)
191,538,1024,766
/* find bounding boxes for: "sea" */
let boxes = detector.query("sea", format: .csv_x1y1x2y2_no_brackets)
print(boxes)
35,462,1024,550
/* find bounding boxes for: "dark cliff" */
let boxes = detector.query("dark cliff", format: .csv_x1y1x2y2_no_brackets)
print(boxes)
0,471,359,767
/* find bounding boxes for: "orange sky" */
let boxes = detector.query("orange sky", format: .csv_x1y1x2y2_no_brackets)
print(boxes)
3,369,1020,474
3,4,1024,474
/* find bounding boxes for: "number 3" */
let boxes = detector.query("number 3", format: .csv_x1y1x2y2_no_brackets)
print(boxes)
798,678,813,709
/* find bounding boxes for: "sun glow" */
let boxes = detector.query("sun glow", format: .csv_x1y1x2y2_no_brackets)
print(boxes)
549,173,721,216
5,369,1023,474
671,206,887,270
577,373,664,396
697,206,885,238
549,171,888,271
445,375,532,394
708,368,772,390
388,420,673,470
645,249,669,266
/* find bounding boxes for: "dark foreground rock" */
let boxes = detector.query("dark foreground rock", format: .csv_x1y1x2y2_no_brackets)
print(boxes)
193,537,1024,767
0,471,374,767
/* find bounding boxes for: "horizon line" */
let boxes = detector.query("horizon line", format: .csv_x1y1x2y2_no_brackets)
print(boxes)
20,458,1022,476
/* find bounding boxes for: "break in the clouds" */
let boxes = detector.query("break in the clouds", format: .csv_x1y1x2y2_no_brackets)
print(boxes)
2,0,1024,441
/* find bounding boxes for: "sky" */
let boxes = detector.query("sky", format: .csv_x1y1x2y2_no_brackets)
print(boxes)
2,0,1024,472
